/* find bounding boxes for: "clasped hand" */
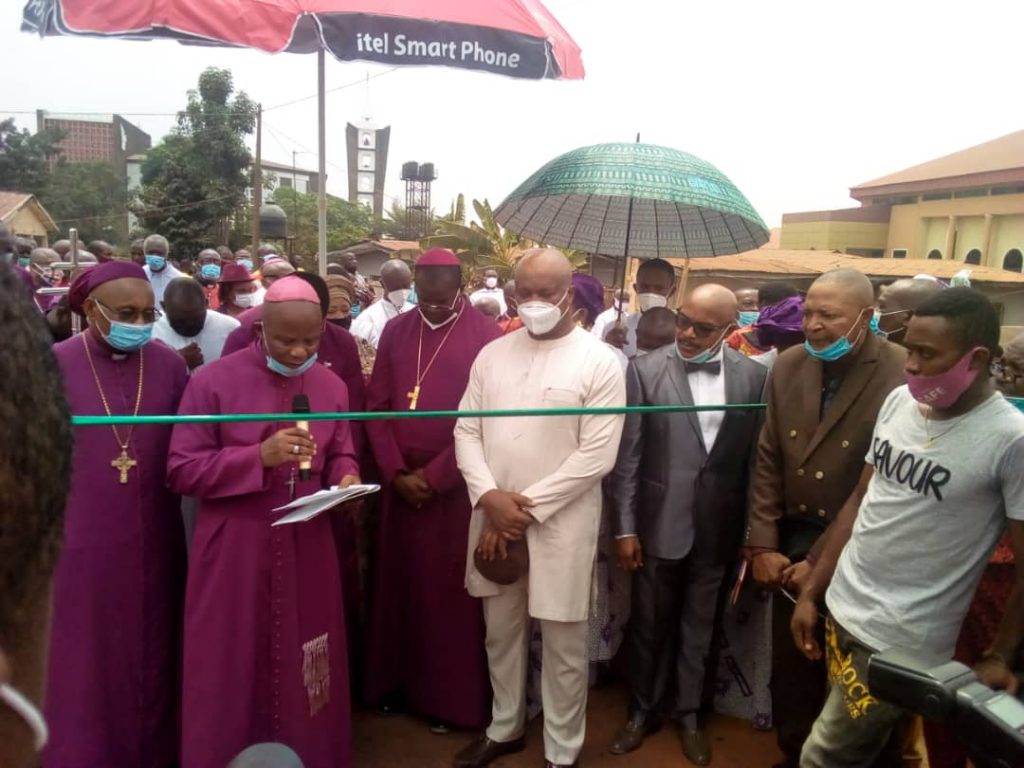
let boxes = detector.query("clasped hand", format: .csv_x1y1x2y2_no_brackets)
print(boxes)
393,469,434,506
479,489,534,540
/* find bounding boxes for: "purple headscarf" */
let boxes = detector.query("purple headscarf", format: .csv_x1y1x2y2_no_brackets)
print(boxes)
754,294,805,349
572,273,605,328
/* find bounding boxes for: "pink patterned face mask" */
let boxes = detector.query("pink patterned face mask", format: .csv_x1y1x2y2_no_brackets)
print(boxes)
906,346,984,409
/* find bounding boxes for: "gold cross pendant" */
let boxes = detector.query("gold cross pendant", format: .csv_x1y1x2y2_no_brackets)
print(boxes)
407,384,421,411
112,449,137,485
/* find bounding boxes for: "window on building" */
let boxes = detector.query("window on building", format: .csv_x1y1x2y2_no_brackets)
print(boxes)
922,192,952,201
279,177,292,188
964,249,982,265
1004,249,1023,273
892,249,908,259
927,249,943,260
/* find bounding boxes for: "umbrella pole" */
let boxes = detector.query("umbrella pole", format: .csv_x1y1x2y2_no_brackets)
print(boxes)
614,196,635,324
317,49,328,276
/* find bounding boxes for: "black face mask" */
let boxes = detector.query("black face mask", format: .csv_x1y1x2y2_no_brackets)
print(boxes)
328,316,352,330
170,318,206,338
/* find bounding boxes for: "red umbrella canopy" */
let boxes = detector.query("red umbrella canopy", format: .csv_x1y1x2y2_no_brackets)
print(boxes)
23,0,584,80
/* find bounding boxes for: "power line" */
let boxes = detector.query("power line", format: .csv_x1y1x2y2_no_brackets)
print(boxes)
2,67,400,121
52,194,239,225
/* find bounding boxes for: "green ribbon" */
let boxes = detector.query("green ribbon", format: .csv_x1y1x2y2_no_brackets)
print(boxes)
66,396,1024,426
71,403,766,426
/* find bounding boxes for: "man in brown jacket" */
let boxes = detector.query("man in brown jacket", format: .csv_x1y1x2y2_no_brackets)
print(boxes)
745,268,906,768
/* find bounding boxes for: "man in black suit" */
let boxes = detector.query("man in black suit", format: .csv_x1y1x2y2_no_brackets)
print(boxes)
609,283,768,766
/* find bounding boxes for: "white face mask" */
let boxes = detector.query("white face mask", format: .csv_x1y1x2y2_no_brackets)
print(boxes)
420,310,458,330
485,277,498,289
233,292,259,309
518,290,569,337
1,683,48,750
637,293,668,312
387,288,410,308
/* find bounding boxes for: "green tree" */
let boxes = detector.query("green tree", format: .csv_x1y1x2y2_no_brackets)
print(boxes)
0,118,64,193
271,187,374,256
421,198,526,281
39,161,127,244
136,68,257,256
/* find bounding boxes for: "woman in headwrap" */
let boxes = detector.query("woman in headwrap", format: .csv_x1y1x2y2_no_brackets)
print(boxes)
326,274,376,379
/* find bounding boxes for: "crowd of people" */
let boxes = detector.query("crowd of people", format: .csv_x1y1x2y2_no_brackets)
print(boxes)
0,221,1022,768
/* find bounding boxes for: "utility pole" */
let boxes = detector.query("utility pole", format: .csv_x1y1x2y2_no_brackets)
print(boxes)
251,103,263,251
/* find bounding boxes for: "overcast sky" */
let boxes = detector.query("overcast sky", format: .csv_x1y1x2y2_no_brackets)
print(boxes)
6,0,1023,230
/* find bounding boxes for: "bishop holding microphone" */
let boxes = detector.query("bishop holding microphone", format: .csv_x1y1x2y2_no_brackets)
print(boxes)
167,275,361,768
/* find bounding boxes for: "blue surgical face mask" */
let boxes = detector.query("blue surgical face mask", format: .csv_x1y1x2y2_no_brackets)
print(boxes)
145,253,166,272
262,329,318,377
17,256,31,268
738,310,760,327
869,310,885,337
676,326,730,364
96,305,154,352
266,354,318,378
804,310,868,362
200,263,222,281
238,259,254,271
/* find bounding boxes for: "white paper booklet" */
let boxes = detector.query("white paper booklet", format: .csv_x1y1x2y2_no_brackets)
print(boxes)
271,484,380,526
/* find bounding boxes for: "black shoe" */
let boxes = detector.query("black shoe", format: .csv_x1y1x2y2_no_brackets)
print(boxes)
679,727,711,766
453,735,526,768
609,714,660,755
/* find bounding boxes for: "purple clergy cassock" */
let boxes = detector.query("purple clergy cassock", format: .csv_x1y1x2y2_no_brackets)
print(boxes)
46,331,188,768
365,302,500,727
167,342,359,768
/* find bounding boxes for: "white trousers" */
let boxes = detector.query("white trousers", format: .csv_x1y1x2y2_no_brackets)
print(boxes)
482,578,588,766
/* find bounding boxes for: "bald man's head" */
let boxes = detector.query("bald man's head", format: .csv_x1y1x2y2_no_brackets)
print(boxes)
677,283,738,359
636,306,678,352
875,278,944,343
379,259,412,293
804,269,875,356
515,248,572,289
514,248,575,338
228,743,305,768
812,269,875,306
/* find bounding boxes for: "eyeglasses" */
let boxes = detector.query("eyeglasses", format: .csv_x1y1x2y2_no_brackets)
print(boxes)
675,312,729,338
97,301,161,325
991,360,1023,383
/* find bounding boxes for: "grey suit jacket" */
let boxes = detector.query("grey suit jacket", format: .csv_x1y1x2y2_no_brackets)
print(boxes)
610,345,767,563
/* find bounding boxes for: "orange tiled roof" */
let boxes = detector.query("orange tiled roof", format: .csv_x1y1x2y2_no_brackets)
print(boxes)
673,249,1024,285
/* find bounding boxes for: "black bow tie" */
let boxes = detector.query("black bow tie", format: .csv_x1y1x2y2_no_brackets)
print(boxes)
683,360,721,375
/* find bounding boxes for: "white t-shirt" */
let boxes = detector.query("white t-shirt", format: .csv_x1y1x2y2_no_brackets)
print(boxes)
827,386,1024,658
152,310,241,373
144,263,186,304
594,311,641,357
349,298,414,348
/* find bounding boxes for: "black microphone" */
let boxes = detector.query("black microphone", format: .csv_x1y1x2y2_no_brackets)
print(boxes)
292,394,312,481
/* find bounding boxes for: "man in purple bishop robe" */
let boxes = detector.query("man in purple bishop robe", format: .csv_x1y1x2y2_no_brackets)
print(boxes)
221,272,369,667
365,248,499,731
46,261,188,768
167,275,361,768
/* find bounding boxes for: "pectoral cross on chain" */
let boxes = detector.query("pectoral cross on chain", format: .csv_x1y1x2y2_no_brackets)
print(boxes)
407,384,421,411
112,449,137,485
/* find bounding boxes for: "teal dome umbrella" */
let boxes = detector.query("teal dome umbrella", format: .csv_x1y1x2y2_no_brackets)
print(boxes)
494,142,769,272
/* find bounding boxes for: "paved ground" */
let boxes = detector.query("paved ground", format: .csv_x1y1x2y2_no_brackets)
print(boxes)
353,684,782,767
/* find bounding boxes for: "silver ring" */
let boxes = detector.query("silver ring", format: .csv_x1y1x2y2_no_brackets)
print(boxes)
293,445,300,455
